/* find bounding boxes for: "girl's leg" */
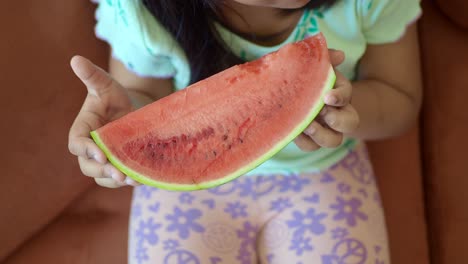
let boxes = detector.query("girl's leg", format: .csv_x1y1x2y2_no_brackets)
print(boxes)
127,143,389,264
256,144,390,264
128,181,262,264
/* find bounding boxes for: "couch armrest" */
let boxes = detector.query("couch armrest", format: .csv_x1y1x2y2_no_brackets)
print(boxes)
0,1,109,260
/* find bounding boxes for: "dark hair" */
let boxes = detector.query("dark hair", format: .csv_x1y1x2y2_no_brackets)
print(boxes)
143,0,337,84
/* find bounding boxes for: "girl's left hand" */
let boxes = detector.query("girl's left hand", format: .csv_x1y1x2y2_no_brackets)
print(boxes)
294,50,360,151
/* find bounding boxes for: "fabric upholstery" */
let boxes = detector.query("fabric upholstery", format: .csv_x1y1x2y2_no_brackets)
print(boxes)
420,1,468,263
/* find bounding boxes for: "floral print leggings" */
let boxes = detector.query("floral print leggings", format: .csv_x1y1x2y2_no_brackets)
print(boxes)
128,144,389,264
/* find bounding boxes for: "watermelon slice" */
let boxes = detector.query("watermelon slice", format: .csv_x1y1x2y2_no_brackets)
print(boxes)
91,33,336,191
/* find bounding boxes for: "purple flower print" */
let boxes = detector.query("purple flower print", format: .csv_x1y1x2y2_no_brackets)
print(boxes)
210,256,222,264
286,208,327,237
303,193,320,203
267,254,274,262
134,245,149,264
278,174,311,192
337,182,351,194
148,201,160,213
358,188,368,198
237,221,258,245
132,203,142,218
289,235,314,256
321,255,340,264
374,245,382,254
320,172,336,183
201,199,216,209
330,197,368,227
236,221,258,264
235,176,277,199
224,201,248,219
236,248,252,264
135,217,161,245
163,239,180,251
208,181,237,196
136,185,156,200
236,178,255,197
179,193,195,204
331,227,349,240
166,207,205,239
270,197,293,212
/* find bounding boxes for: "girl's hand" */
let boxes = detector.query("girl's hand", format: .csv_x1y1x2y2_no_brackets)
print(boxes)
68,56,140,188
294,50,360,151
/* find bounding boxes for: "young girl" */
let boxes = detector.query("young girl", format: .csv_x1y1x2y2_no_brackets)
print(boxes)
69,0,422,263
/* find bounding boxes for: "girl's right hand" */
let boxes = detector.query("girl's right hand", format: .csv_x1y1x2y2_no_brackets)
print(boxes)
68,56,140,188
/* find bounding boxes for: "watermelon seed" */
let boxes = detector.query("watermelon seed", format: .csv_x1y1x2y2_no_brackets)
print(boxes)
278,103,283,108
222,135,228,141
213,150,217,156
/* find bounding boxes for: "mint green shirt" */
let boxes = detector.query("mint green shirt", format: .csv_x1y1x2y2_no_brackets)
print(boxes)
94,0,421,174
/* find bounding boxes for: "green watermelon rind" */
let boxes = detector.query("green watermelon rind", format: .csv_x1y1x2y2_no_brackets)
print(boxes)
90,66,336,191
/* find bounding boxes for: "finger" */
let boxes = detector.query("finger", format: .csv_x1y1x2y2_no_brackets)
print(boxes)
324,70,352,107
328,49,345,67
303,121,343,148
124,177,142,186
95,178,127,188
321,105,360,134
70,55,118,99
294,133,321,152
69,135,106,163
78,156,126,181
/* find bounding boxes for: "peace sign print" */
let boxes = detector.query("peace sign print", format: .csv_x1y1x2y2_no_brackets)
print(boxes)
202,223,237,253
331,238,367,264
341,151,374,185
163,249,200,264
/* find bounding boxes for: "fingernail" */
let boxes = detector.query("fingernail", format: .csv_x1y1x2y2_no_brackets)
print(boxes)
94,153,106,164
126,178,139,186
326,95,338,105
306,125,316,135
111,170,125,182
325,114,336,126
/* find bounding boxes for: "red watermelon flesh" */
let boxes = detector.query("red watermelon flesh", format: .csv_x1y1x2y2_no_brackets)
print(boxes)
91,33,336,190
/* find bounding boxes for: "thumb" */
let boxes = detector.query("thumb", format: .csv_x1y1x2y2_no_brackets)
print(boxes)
70,55,116,98
328,49,345,67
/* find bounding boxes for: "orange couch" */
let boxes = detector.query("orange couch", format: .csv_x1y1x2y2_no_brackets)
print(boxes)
1,0,466,263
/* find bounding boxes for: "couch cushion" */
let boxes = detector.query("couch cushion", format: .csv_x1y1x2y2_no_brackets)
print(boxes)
435,0,468,29
0,0,111,260
368,127,430,264
420,1,468,263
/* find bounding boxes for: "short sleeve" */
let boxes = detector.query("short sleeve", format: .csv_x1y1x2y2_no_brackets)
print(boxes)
360,0,422,44
93,0,177,78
